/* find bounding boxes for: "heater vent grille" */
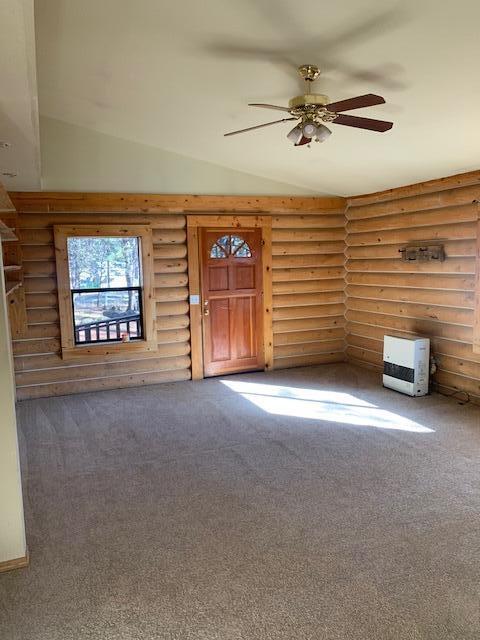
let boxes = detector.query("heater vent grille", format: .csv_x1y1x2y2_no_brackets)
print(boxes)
383,361,415,383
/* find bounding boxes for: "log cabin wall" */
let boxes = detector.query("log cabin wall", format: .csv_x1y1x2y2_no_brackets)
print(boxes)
12,211,191,400
345,171,480,402
272,213,346,369
8,193,346,399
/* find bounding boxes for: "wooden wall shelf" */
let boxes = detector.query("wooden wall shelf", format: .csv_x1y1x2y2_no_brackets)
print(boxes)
0,220,18,241
5,281,22,296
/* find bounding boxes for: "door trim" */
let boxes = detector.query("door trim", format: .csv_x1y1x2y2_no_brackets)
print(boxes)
187,215,273,380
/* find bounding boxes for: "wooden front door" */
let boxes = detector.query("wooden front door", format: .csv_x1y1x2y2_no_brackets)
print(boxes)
200,228,264,377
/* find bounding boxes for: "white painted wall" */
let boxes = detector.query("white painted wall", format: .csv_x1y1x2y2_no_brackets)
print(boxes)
0,0,41,190
0,248,26,564
40,117,317,195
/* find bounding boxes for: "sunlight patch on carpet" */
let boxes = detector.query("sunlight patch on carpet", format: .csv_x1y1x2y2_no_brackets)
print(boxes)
221,381,433,433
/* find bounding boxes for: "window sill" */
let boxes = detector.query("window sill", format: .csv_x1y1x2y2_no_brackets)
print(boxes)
61,339,158,363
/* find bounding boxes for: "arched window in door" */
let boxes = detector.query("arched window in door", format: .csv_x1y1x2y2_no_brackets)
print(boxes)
210,234,252,259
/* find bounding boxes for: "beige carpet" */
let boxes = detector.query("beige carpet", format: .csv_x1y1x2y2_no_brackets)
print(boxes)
1,363,480,639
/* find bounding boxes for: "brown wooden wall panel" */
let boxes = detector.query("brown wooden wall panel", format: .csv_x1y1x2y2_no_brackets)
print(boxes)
14,211,191,399
10,193,349,398
346,176,480,402
272,214,346,369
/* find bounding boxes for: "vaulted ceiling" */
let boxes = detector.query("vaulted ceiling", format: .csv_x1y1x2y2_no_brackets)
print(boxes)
2,0,480,195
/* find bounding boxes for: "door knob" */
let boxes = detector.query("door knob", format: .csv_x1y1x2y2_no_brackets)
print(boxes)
204,300,209,316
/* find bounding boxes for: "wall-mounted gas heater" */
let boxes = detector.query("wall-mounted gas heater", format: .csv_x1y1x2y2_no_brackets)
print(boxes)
383,335,430,397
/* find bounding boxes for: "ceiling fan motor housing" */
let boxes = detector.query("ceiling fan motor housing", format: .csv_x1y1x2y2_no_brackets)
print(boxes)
288,94,330,109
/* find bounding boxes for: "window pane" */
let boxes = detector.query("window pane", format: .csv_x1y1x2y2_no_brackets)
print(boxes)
72,290,142,343
210,244,227,258
67,237,140,289
216,235,230,252
230,235,244,252
235,243,252,257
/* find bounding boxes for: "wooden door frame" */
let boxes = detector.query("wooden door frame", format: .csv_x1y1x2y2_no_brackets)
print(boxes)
187,215,273,380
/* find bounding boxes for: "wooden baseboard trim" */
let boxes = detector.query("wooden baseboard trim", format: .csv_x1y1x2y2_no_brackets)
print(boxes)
0,550,29,573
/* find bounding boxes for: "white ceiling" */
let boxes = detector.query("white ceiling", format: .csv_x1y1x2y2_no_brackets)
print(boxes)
31,0,480,195
0,0,40,190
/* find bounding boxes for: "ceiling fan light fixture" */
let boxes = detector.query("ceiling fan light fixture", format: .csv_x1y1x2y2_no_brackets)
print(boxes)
302,121,318,138
315,124,332,142
286,124,302,145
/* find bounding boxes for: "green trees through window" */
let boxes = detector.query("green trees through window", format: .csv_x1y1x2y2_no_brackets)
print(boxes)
66,237,143,344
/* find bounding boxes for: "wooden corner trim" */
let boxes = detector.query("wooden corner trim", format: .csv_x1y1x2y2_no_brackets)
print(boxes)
0,550,29,573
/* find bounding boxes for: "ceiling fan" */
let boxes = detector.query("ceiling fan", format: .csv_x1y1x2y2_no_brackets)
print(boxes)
224,64,393,146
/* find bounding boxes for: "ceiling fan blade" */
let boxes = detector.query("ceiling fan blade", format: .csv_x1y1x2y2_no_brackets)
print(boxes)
333,114,393,132
224,117,297,137
326,94,386,112
248,103,292,112
295,136,311,146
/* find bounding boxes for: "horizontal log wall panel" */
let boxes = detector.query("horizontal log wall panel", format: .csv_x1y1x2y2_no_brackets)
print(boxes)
10,192,346,214
272,213,346,369
154,287,189,303
273,267,344,282
16,213,186,229
348,180,480,216
27,308,58,324
153,244,187,259
13,338,61,356
274,339,345,359
157,314,190,330
157,328,190,344
14,209,191,398
152,229,186,244
345,312,473,343
22,244,55,261
25,292,58,308
346,322,479,362
273,316,345,334
346,239,476,260
274,291,345,308
22,324,60,339
347,203,477,233
346,285,474,309
23,277,57,293
153,258,188,273
346,258,475,274
15,342,191,372
274,351,346,370
346,174,480,402
273,241,345,256
16,368,191,401
274,327,345,346
18,228,54,244
272,214,345,228
353,173,480,205
346,272,475,291
346,294,474,326
15,354,192,386
347,222,476,247
273,228,345,243
272,254,345,268
23,261,56,277
154,272,188,288
273,279,345,295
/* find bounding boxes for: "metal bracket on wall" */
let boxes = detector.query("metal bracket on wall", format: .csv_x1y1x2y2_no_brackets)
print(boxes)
399,244,445,262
